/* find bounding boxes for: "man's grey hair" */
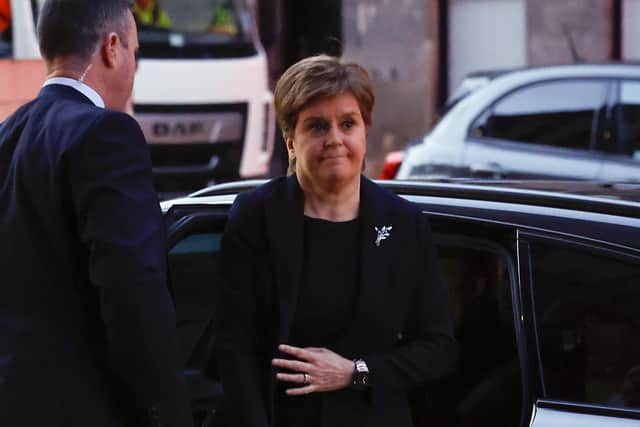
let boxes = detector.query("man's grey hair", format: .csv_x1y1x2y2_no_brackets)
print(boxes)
37,0,134,62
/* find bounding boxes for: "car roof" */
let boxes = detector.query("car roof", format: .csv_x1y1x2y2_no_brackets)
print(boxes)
425,179,640,204
465,62,640,81
162,180,640,250
174,179,640,216
444,62,640,112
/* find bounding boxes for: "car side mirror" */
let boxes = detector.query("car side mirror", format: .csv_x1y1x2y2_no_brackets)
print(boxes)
473,126,486,138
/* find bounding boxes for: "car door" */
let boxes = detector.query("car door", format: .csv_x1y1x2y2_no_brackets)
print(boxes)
597,79,640,182
464,79,610,179
410,208,531,427
518,230,640,426
164,202,231,427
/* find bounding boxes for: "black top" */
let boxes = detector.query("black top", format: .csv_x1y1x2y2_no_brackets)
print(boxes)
275,215,361,427
217,175,456,427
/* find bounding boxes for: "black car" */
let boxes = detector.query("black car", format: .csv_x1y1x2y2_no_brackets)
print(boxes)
161,179,640,427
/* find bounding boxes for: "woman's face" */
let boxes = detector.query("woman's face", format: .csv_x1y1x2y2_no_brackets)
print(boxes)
287,92,367,189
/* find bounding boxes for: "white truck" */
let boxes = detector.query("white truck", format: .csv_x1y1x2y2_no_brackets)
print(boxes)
0,0,275,195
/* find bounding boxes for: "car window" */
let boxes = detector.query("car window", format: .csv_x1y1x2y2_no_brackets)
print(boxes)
529,238,640,410
474,80,608,151
421,238,522,427
168,228,224,425
619,81,640,161
168,231,221,367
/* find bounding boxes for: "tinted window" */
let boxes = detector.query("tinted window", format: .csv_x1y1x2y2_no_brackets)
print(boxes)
136,0,258,59
619,81,640,160
166,218,226,426
421,242,521,427
476,80,608,150
529,239,640,409
168,231,221,367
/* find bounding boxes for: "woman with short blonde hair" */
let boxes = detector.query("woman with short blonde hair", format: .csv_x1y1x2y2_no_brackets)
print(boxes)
274,54,374,175
215,54,456,427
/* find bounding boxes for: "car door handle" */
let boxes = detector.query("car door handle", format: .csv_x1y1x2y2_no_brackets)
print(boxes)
470,163,505,179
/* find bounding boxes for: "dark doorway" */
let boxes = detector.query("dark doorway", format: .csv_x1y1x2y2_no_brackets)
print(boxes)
264,0,343,176
282,0,343,67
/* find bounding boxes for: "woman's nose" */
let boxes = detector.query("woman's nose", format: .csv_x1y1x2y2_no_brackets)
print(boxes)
325,124,342,147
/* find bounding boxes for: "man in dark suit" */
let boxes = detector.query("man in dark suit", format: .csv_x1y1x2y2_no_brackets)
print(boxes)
0,1,192,426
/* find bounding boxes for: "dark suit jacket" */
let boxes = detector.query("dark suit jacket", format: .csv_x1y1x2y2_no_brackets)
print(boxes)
215,175,456,427
0,84,192,427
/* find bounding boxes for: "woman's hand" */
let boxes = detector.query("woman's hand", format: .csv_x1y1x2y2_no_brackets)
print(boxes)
272,344,354,395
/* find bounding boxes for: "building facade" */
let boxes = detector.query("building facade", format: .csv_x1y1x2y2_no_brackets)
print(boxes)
260,0,640,176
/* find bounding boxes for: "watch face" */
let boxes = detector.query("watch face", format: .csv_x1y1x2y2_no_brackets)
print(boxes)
353,359,369,388
355,360,368,373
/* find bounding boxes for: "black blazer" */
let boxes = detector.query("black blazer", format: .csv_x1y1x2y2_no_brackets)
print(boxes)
215,175,456,427
0,85,192,427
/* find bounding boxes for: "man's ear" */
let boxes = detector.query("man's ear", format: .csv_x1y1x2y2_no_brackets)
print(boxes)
100,32,120,68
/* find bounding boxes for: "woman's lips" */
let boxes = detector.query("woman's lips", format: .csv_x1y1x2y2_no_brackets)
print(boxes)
322,154,346,161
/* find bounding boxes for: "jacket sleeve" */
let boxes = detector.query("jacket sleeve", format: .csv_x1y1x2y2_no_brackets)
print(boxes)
213,192,270,427
68,111,193,427
364,210,457,402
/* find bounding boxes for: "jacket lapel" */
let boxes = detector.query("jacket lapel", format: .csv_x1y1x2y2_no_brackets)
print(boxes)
337,177,394,353
264,175,305,344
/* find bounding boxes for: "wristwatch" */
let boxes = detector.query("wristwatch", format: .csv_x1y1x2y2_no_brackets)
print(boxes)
352,358,370,389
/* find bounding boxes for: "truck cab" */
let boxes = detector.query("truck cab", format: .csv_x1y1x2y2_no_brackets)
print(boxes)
132,0,275,196
0,0,274,197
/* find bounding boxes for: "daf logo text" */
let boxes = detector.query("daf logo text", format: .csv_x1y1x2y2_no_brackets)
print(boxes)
152,121,206,137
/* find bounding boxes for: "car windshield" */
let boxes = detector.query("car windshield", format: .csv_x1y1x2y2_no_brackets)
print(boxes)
134,0,257,58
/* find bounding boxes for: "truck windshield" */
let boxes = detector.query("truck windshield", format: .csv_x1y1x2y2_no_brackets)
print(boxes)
134,0,257,58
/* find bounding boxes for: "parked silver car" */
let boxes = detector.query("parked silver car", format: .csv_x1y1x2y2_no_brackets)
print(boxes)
396,63,640,182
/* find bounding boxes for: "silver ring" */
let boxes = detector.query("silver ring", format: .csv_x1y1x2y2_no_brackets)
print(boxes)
303,373,309,385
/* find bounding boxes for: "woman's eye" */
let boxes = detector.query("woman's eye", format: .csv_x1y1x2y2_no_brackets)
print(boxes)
309,122,326,132
342,120,355,129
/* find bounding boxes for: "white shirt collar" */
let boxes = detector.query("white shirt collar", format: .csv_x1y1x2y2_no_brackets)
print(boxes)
43,77,105,108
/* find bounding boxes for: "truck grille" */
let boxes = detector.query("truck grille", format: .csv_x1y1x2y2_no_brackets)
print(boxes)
133,103,247,195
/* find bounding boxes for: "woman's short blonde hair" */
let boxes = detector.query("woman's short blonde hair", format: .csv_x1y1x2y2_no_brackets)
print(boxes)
274,55,375,174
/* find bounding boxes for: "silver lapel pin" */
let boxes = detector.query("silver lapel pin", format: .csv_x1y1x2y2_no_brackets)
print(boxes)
374,226,392,247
